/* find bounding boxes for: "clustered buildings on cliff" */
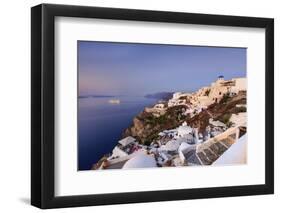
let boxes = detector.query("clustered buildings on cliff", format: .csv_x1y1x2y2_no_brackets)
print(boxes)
93,76,247,170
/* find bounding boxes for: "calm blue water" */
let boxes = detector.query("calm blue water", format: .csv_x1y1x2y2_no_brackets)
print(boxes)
78,96,157,170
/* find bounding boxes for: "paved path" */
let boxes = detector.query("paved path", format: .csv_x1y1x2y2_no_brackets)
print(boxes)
183,133,236,165
196,134,236,165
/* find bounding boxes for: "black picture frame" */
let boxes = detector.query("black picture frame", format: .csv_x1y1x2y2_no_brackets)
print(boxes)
31,3,274,209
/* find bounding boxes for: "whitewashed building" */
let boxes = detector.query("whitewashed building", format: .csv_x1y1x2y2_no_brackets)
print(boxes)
178,142,192,163
177,125,193,137
118,136,136,146
111,136,137,158
122,154,157,169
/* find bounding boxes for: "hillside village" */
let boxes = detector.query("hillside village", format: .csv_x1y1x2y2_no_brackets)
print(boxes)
93,76,247,170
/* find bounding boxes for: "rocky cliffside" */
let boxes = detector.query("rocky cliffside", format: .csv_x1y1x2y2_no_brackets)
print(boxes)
123,91,246,145
123,105,189,145
187,91,246,132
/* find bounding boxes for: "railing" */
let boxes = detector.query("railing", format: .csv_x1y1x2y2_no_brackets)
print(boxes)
196,126,240,153
193,125,244,165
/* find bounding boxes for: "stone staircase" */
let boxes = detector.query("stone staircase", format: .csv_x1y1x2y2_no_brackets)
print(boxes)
195,132,237,165
182,127,240,166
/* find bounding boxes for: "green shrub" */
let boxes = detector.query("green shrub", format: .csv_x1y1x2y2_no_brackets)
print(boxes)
219,92,231,104
157,115,167,124
144,140,151,146
235,106,247,113
219,113,231,124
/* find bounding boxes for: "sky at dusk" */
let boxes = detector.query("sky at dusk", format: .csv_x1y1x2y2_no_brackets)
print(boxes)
78,41,246,96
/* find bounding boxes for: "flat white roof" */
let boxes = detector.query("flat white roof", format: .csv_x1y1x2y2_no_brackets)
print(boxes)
178,126,193,135
118,136,136,146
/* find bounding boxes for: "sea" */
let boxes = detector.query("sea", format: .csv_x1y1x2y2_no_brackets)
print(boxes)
78,96,157,170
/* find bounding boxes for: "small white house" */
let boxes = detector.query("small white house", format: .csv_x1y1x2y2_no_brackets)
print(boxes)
184,134,194,144
112,146,128,158
118,136,136,147
177,126,193,137
172,92,182,99
154,103,165,109
160,139,181,152
160,129,178,138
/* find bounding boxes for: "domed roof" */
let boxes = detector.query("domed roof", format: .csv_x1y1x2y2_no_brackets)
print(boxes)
122,154,157,169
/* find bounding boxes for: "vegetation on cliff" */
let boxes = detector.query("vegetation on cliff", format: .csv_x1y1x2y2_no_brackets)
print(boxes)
123,105,189,145
123,91,246,145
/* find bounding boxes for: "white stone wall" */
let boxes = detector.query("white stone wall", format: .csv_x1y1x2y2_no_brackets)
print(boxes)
112,146,128,158
233,78,247,91
172,92,182,99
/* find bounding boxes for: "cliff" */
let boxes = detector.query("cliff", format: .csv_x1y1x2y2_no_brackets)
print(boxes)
123,91,246,145
186,91,246,132
123,105,189,145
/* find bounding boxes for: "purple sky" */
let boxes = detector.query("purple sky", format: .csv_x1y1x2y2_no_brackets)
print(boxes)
78,41,246,96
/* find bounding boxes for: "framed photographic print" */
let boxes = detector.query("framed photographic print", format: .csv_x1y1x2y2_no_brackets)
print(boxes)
31,3,274,209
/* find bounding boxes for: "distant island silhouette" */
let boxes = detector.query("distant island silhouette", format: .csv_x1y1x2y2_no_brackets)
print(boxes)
79,93,174,100
144,92,174,101
79,95,115,99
